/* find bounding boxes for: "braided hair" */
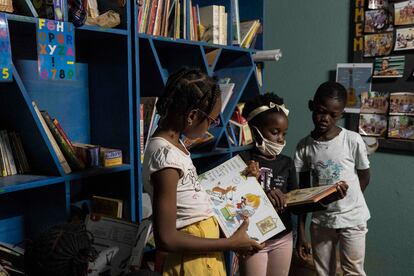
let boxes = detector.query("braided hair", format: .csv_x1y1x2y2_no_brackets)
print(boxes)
25,222,97,276
156,68,221,131
242,93,286,126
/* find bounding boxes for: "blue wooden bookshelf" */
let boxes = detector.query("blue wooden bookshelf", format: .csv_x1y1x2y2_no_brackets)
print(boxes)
0,0,135,244
1,0,266,272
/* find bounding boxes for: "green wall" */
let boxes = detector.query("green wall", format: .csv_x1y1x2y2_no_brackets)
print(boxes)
264,1,414,275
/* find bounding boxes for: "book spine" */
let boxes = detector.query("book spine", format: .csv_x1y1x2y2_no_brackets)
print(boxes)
0,131,11,175
141,0,151,33
53,118,74,151
192,6,198,41
174,0,180,38
189,0,193,40
15,133,30,173
181,0,186,40
138,0,144,31
9,132,22,174
140,104,145,163
32,101,72,174
160,0,169,37
2,130,17,175
0,134,7,176
213,6,220,44
223,11,227,45
231,0,240,45
41,111,85,170
153,0,164,35
147,0,159,34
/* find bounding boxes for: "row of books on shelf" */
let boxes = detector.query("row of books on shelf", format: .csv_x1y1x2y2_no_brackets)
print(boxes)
0,130,30,177
32,101,123,174
137,0,261,48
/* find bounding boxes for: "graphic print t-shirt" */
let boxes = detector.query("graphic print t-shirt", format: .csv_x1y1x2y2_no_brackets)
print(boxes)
294,128,371,228
143,137,214,229
239,151,298,238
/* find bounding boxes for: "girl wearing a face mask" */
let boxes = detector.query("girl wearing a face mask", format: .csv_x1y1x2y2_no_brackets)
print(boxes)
239,93,297,276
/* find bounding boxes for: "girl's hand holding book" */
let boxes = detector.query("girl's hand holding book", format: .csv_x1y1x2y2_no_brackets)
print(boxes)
266,188,287,211
243,160,261,179
230,218,265,256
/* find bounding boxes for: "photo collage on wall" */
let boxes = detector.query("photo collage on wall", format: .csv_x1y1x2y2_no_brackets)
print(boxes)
388,92,414,139
357,91,414,140
342,1,414,141
364,1,414,64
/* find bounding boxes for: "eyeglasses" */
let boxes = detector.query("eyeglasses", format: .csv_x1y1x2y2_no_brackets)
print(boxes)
197,109,220,128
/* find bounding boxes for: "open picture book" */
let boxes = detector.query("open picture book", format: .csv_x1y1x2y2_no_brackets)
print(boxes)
198,155,285,243
285,184,338,207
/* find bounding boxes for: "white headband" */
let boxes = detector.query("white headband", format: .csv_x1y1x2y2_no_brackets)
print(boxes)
247,102,289,122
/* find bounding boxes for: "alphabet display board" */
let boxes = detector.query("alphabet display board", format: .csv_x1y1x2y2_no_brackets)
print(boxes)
36,19,75,80
0,13,13,82
349,0,414,153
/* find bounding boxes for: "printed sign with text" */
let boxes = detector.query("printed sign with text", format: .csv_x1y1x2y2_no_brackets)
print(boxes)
37,19,75,80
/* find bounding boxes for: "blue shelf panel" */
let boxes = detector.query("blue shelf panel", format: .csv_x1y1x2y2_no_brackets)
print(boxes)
0,175,64,194
137,33,254,52
151,39,208,76
0,165,132,193
201,47,222,76
239,69,261,102
77,25,128,35
191,148,231,159
64,164,131,181
5,14,37,23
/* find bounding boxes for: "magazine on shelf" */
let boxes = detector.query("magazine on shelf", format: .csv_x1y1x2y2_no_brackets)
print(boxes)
198,155,285,243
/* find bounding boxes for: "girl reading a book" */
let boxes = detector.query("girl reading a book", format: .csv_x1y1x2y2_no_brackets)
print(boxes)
142,68,263,276
239,93,297,276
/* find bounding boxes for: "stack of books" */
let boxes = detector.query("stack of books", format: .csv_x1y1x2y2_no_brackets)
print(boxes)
0,130,30,177
32,101,123,174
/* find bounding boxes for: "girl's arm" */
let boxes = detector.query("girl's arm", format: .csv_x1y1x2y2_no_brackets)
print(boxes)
152,167,263,254
357,168,370,192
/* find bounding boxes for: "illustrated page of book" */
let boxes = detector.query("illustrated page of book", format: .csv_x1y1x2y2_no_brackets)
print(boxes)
286,185,335,205
199,155,285,243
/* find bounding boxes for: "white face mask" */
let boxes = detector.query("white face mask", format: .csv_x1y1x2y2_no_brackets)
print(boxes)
253,127,286,156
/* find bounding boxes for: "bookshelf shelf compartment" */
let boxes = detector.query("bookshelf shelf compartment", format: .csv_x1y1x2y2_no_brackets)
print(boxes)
138,39,166,96
64,165,132,181
137,34,254,52
77,25,129,35
0,0,136,244
152,39,209,76
191,148,231,159
0,175,64,194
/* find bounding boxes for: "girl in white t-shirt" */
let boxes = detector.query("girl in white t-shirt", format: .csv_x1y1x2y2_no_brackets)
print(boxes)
142,68,263,276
